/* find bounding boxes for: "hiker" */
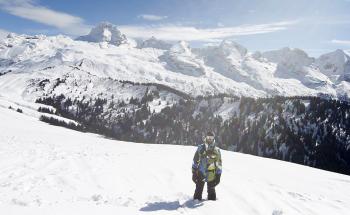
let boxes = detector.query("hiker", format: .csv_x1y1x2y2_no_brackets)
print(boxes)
192,131,222,201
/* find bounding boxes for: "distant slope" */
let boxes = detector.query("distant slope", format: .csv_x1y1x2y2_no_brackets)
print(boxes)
1,105,350,215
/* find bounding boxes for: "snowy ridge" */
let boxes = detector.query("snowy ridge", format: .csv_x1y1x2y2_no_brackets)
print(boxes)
0,22,350,106
262,48,333,90
159,41,206,77
76,22,129,46
1,105,350,215
138,36,172,50
315,49,350,82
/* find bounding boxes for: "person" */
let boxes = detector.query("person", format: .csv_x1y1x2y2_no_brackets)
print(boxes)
192,131,222,201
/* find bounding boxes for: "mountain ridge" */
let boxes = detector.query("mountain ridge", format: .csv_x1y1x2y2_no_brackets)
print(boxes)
0,22,350,101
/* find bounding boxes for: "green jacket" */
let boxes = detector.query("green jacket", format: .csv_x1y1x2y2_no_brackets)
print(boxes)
192,143,222,182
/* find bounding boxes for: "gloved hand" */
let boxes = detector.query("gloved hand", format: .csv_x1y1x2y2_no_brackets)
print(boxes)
214,174,221,186
192,170,198,183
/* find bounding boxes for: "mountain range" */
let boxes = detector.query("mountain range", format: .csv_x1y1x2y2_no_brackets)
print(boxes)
1,22,350,102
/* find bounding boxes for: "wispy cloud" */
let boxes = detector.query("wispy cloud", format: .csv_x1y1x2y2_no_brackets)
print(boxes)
119,20,298,42
331,39,350,46
0,0,90,35
137,14,168,21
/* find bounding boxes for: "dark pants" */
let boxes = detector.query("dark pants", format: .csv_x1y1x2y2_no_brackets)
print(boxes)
193,181,216,201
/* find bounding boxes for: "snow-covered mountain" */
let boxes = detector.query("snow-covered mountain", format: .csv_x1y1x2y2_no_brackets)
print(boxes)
138,36,172,50
76,22,129,46
262,47,333,90
159,41,207,77
1,105,350,215
0,22,350,104
315,49,350,83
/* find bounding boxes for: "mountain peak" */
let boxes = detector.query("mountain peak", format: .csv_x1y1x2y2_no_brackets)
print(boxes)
170,41,191,54
219,40,247,58
318,49,349,60
138,36,172,50
6,32,17,39
328,49,350,61
316,49,350,82
76,22,127,45
262,47,314,66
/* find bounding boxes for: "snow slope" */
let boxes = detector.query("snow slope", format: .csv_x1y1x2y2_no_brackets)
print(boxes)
1,106,350,215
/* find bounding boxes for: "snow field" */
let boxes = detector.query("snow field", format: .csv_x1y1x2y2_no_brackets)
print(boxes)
0,107,350,214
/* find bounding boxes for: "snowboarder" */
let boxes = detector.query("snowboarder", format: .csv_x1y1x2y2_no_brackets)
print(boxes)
192,131,222,201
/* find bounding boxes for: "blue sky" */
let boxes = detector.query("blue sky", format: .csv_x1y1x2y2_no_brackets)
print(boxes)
0,0,350,56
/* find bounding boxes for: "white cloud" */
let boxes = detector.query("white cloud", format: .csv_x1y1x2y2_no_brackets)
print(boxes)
0,28,10,39
331,39,350,46
0,0,90,35
119,20,298,42
137,14,168,21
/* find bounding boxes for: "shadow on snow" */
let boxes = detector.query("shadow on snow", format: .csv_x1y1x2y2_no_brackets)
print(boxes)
139,199,204,211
